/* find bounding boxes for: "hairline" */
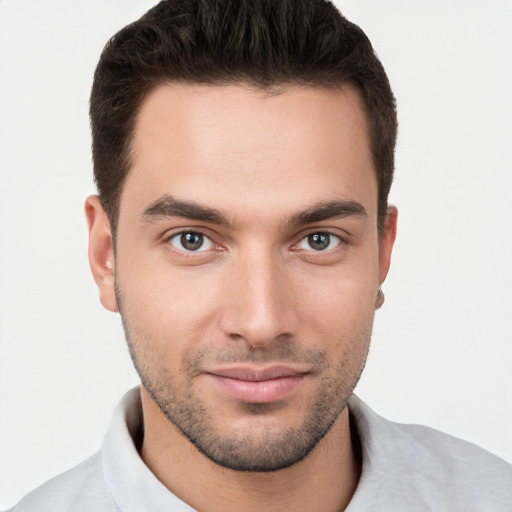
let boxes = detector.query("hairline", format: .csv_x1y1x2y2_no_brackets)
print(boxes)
108,78,385,243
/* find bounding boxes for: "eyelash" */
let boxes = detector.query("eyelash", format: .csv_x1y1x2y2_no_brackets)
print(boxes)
165,230,221,255
163,228,347,259
295,232,343,252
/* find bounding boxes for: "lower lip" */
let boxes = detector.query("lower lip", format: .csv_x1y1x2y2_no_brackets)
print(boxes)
208,374,305,403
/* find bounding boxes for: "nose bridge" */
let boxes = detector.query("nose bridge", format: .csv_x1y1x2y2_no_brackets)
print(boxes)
220,243,295,346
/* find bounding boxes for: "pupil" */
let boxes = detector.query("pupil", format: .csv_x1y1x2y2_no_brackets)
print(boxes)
308,233,329,250
181,232,203,251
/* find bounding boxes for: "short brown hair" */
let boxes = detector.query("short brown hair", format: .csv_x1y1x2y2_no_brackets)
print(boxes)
90,0,397,234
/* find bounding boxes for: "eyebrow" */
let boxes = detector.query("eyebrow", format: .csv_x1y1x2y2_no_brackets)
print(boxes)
287,200,367,227
141,195,232,226
141,195,366,228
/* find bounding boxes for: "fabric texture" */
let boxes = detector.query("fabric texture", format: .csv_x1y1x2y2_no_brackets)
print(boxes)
7,388,512,511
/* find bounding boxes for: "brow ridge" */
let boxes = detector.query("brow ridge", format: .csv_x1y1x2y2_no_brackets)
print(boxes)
141,195,366,228
141,195,231,225
287,200,367,226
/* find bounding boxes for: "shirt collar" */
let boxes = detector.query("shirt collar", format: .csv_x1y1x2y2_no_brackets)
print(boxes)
100,387,196,512
100,387,384,511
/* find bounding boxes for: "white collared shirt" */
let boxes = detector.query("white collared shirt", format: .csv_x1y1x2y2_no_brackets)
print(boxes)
8,388,512,511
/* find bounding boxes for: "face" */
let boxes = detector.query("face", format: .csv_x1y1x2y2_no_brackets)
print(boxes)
87,84,396,472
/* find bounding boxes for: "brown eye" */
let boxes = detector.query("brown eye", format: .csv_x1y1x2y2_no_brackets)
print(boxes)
297,232,341,252
169,231,213,252
308,233,330,250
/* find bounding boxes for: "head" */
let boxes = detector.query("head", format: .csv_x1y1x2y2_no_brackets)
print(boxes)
90,0,397,237
86,0,398,473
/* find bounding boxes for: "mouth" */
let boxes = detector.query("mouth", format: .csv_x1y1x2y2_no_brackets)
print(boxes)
205,365,309,403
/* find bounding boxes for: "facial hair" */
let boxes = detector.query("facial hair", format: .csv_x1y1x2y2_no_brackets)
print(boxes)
117,285,372,472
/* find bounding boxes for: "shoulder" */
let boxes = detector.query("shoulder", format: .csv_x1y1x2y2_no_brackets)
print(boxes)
394,421,512,502
348,395,512,511
6,452,117,512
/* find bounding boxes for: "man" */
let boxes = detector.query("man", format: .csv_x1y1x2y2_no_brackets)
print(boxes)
6,1,512,510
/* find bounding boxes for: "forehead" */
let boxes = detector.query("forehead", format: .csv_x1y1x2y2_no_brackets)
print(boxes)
122,83,377,222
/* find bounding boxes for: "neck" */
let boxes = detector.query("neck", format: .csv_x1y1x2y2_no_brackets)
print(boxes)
140,387,361,512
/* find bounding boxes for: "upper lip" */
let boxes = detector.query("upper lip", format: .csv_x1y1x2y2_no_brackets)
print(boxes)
206,365,308,382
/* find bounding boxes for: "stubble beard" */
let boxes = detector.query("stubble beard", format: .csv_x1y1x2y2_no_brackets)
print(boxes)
117,289,372,472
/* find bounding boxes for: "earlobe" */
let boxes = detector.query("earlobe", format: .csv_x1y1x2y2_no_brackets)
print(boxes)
85,195,119,313
378,205,398,285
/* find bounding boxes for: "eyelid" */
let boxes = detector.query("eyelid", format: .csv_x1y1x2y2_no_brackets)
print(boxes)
163,227,224,255
163,226,211,241
291,227,350,247
297,232,342,250
168,231,213,252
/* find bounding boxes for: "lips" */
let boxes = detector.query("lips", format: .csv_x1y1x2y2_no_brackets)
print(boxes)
206,366,307,403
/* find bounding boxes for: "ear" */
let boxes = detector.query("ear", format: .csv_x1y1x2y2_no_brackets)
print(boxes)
85,195,119,313
378,205,398,285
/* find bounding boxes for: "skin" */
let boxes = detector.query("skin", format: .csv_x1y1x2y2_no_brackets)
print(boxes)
86,84,397,512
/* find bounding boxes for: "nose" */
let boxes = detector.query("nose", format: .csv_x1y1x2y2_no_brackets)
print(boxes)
219,248,298,348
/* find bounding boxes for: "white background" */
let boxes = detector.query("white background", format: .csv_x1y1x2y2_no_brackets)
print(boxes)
1,0,511,508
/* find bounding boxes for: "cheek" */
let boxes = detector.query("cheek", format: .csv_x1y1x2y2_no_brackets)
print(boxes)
295,254,379,314
305,287,375,342
116,257,224,350
293,263,379,354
